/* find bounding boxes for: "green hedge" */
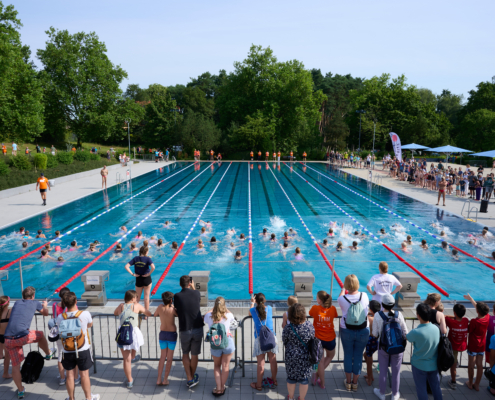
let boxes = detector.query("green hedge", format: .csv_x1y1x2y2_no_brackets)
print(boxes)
46,154,58,168
57,152,74,165
0,160,9,176
89,153,100,161
73,151,91,162
33,154,47,170
9,155,32,170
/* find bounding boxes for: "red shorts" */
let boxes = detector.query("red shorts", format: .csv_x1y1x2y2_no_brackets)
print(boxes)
5,330,44,367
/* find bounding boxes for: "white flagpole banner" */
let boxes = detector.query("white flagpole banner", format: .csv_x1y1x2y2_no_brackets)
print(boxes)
389,132,402,161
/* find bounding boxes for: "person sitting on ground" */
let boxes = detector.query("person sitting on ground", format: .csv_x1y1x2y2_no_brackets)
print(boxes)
113,290,152,389
154,291,177,386
204,297,236,396
282,303,315,400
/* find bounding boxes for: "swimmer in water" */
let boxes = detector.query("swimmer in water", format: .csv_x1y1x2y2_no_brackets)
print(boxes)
420,239,428,250
163,221,172,228
22,231,32,239
430,222,441,229
234,250,246,261
135,231,144,240
199,220,212,230
270,233,276,242
353,230,367,239
148,236,158,245
93,240,100,247
289,228,297,237
485,251,495,261
239,233,246,241
195,239,207,255
400,242,411,254
171,241,179,251
54,230,61,239
227,228,236,236
260,228,269,237
17,227,25,235
22,241,28,249
111,226,127,237
110,243,124,260
69,240,82,251
157,239,168,249
349,241,359,251
329,221,337,228
229,242,238,249
441,241,449,250
327,229,334,237
391,223,403,232
379,228,387,236
44,243,52,253
293,247,304,260
403,235,413,246
56,256,64,267
479,229,490,240
336,241,343,252
128,242,138,254
322,239,329,248
439,231,447,238
54,245,62,253
36,230,46,239
451,249,460,261
39,249,55,260
282,232,291,241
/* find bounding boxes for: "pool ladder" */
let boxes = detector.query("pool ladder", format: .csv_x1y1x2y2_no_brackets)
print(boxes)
461,200,479,222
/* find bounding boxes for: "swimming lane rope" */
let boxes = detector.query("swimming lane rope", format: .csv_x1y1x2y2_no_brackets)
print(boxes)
248,163,253,295
286,163,449,297
267,165,344,288
151,162,233,296
53,162,217,294
1,163,196,271
298,162,495,273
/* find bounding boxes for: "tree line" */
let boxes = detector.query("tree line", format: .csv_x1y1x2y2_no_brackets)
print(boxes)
1,2,494,158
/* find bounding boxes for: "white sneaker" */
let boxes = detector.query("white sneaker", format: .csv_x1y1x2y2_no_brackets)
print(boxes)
90,395,100,400
373,388,386,400
392,392,401,400
59,378,66,386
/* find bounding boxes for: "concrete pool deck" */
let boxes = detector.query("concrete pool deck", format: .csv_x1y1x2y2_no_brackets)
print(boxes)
0,160,175,230
337,162,495,228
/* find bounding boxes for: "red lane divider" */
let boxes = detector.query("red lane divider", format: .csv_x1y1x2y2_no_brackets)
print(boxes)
248,242,253,294
382,244,449,297
449,244,495,271
1,163,195,271
315,243,344,288
53,162,218,295
151,162,233,296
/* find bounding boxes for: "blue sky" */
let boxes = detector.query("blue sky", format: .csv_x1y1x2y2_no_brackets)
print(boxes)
12,0,494,99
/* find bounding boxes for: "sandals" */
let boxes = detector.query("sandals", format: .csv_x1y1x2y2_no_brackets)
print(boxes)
250,382,262,391
212,387,226,397
262,378,274,389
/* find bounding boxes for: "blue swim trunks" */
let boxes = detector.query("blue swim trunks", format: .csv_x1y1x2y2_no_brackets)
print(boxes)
159,331,178,350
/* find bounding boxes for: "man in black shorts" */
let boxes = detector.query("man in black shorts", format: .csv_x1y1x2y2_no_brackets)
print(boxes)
174,275,203,388
56,292,99,400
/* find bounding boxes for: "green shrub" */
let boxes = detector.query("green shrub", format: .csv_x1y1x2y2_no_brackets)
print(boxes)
46,154,58,168
309,149,326,160
360,151,370,159
89,153,100,161
9,155,32,170
0,160,9,176
73,151,91,162
56,152,74,165
33,154,47,170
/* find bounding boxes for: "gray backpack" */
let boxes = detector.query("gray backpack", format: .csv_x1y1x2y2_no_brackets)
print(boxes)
344,293,367,330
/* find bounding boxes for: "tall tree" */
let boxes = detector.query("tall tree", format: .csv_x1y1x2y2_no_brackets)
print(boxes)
216,45,325,152
437,89,464,126
0,2,44,142
37,28,128,146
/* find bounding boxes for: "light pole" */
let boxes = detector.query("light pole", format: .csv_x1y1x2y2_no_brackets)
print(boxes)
372,119,376,170
356,110,366,151
124,119,131,157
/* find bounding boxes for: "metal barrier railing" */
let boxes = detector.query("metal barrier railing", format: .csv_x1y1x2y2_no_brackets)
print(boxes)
25,312,472,381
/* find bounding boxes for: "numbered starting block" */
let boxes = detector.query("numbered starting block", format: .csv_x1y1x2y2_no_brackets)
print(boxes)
189,271,210,307
392,271,421,308
81,271,109,306
291,271,314,306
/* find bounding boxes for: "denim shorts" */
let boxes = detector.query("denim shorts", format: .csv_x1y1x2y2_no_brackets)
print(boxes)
287,377,309,384
467,350,484,357
210,336,235,357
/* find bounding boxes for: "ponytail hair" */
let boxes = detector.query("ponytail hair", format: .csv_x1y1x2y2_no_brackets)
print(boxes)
317,290,332,308
139,246,149,256
255,293,267,321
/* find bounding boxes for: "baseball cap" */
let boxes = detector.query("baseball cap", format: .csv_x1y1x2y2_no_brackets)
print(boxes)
381,293,395,307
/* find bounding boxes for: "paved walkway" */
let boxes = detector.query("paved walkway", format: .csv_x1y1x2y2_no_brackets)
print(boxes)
0,161,174,230
338,162,495,228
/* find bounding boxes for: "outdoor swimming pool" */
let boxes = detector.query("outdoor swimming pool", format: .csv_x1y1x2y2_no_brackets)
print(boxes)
0,161,493,301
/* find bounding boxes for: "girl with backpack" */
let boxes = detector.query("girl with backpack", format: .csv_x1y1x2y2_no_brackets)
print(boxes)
282,303,315,400
204,297,235,396
250,293,278,391
337,274,370,392
371,294,408,400
113,290,152,388
309,291,338,389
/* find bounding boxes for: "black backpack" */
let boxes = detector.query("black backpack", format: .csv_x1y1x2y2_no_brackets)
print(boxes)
290,325,323,365
437,335,455,372
21,351,45,384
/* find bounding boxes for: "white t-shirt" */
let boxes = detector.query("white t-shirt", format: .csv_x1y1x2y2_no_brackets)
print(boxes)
204,312,234,333
337,292,370,329
56,310,92,352
367,273,401,304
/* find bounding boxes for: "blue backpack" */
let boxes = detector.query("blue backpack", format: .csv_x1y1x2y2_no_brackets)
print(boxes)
254,310,276,352
115,317,134,346
378,311,406,355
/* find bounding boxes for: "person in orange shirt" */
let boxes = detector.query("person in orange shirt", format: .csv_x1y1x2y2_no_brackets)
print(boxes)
210,149,214,161
309,291,338,389
36,172,51,206
265,151,269,161
1,144,6,156
303,152,307,162
257,151,261,161
272,152,276,162
71,147,76,153
250,151,254,161
25,147,30,155
217,153,222,161
290,151,294,161
277,151,281,162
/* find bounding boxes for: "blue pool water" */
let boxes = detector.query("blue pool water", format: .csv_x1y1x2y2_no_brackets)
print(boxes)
0,161,493,301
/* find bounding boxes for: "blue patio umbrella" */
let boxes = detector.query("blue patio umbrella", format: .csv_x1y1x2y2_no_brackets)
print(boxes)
470,150,495,158
401,143,430,150
426,145,473,164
